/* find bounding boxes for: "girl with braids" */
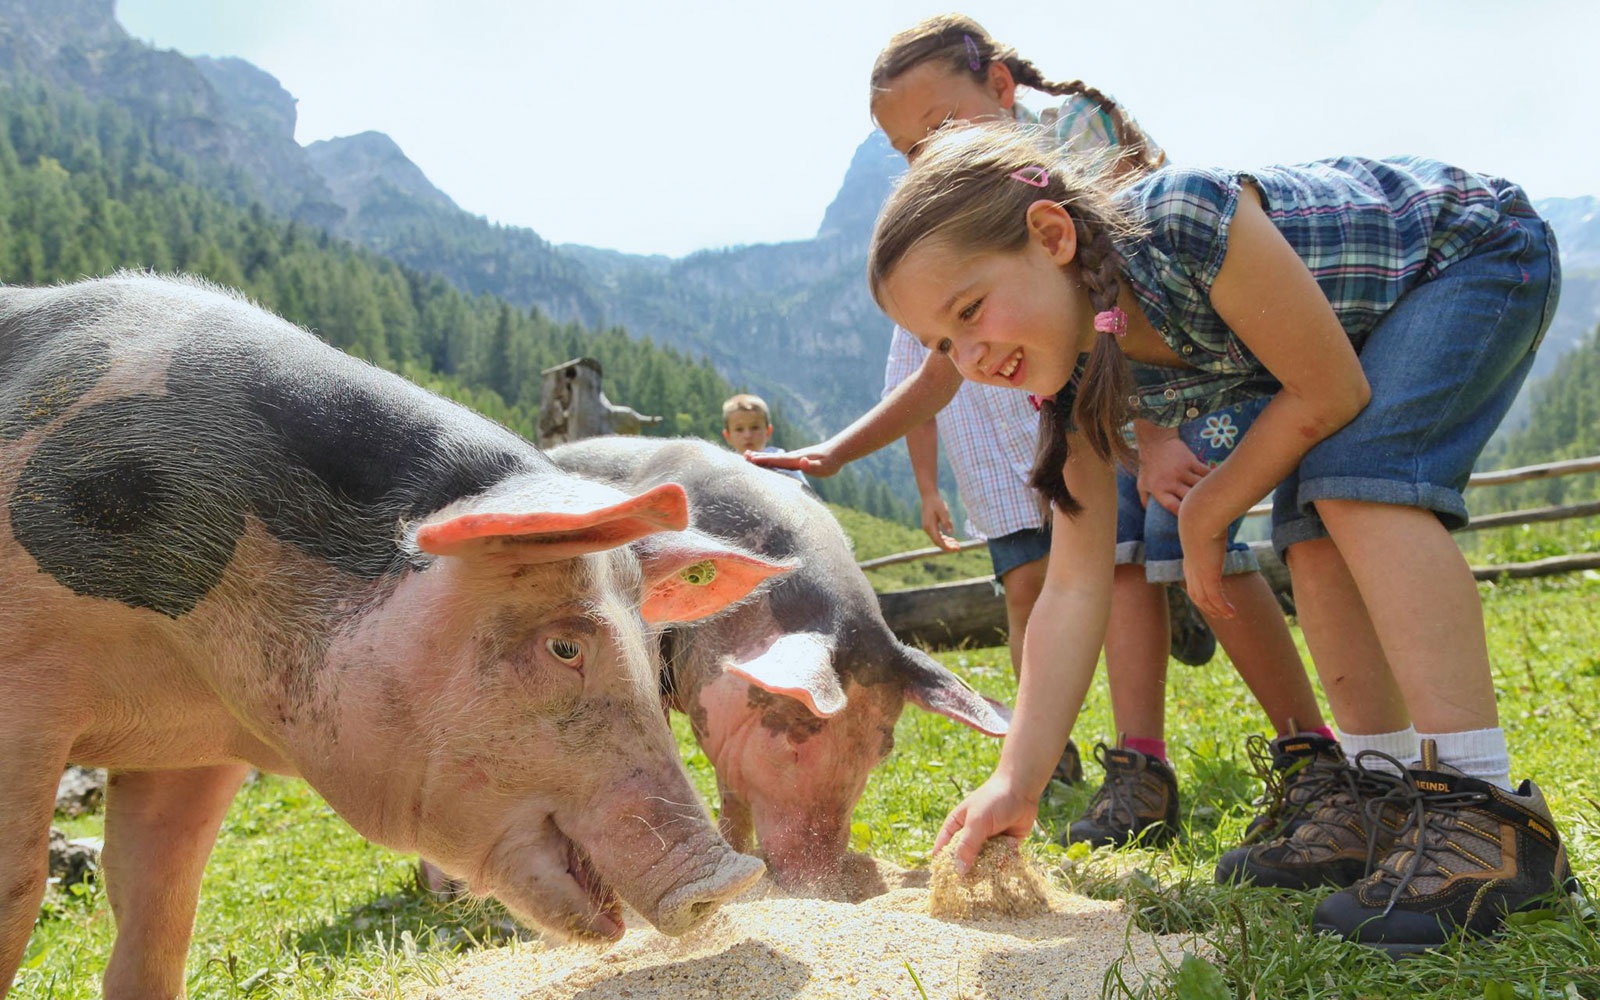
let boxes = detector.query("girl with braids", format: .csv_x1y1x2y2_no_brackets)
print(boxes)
884,123,1573,955
760,12,1334,853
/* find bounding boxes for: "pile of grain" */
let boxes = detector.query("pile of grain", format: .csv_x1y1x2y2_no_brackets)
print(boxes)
927,836,1060,920
407,857,1187,1000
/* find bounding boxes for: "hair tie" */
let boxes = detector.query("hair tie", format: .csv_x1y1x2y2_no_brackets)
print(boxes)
1026,392,1055,412
964,34,982,71
1093,306,1128,337
1008,165,1049,188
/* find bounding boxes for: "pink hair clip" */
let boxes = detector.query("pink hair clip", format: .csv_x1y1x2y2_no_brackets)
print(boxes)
1009,165,1049,188
964,34,981,71
1026,392,1056,412
1093,306,1128,337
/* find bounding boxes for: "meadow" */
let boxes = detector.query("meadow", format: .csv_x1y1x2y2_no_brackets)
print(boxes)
17,544,1600,999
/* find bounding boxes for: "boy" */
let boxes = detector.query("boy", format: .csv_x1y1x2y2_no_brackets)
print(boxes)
722,394,807,484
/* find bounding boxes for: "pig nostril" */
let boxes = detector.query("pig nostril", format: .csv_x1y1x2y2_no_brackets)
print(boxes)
688,899,717,922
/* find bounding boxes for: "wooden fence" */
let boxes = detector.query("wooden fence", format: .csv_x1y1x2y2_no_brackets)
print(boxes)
872,455,1600,650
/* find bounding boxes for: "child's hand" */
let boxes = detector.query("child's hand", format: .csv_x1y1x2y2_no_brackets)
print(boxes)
920,494,961,551
1136,435,1210,515
1178,485,1235,619
931,771,1040,874
744,444,840,477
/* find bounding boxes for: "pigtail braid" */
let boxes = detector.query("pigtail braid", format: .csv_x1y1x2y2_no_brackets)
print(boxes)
1006,59,1160,175
1027,221,1134,516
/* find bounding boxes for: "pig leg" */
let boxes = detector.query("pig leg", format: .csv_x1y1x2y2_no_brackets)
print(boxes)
101,764,250,1000
0,741,70,998
714,777,755,855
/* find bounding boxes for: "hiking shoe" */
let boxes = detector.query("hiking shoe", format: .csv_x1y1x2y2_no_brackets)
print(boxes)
1063,742,1179,848
1166,585,1216,667
1240,729,1349,844
1215,750,1406,889
1052,737,1085,785
1311,740,1577,956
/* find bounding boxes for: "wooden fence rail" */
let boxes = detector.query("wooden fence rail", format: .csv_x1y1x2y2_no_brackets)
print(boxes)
870,454,1600,649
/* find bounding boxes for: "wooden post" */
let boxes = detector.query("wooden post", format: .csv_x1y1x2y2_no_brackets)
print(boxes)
536,357,664,449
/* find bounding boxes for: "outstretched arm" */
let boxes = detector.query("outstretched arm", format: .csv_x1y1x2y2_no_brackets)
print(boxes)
1177,184,1370,617
932,431,1117,870
907,419,959,550
745,351,963,476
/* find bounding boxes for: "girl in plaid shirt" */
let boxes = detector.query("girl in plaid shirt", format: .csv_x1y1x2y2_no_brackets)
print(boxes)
884,123,1573,954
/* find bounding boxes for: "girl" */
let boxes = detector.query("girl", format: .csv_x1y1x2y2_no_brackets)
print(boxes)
878,122,1571,954
764,13,1339,850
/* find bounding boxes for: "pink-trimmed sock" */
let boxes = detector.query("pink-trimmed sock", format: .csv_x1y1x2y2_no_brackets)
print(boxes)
1123,736,1168,763
1308,725,1337,742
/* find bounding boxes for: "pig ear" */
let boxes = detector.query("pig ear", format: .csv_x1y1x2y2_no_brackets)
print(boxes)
723,632,846,718
898,645,1009,736
634,529,795,626
415,482,689,561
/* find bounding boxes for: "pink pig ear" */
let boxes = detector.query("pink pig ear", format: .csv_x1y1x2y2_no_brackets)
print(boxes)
415,482,689,561
635,529,794,625
722,633,846,718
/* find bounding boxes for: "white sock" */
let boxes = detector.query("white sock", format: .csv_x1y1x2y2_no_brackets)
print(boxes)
1418,727,1513,791
1336,726,1419,776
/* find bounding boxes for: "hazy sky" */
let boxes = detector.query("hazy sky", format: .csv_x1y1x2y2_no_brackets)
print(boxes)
115,0,1598,258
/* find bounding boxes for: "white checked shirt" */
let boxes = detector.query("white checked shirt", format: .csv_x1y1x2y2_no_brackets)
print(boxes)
883,327,1044,540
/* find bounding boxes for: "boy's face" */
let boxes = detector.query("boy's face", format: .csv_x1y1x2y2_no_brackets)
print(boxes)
722,410,773,452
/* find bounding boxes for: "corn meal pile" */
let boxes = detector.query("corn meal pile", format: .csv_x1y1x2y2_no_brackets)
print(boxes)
927,836,1061,920
408,856,1186,1000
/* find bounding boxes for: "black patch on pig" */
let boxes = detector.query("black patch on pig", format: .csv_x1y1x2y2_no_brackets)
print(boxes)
0,337,112,441
9,308,540,618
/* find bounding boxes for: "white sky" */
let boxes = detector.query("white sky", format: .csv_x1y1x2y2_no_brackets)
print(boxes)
115,0,1599,258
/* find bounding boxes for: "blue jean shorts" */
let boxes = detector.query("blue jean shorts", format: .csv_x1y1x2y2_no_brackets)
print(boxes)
988,526,1051,583
1272,210,1562,554
1116,398,1267,584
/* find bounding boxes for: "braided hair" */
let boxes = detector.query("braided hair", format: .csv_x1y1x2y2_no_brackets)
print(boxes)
868,13,1162,177
867,124,1141,516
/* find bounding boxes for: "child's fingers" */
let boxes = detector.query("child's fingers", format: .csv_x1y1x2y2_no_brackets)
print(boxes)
932,803,969,857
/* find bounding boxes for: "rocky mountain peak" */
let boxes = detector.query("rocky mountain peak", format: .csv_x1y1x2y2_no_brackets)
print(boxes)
305,131,459,215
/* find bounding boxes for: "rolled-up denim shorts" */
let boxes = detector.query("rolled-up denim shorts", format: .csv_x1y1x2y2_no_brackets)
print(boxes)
988,526,1051,584
1272,208,1562,556
1116,397,1267,584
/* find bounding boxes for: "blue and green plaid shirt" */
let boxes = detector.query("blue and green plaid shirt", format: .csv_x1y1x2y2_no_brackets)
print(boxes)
1113,156,1533,426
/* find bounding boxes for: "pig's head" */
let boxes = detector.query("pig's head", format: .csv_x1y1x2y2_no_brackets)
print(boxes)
671,600,1007,899
310,475,788,941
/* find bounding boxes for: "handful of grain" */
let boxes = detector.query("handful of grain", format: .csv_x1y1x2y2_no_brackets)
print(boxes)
927,835,1060,920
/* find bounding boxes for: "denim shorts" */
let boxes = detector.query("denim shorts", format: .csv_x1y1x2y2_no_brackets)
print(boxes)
988,526,1051,583
1116,398,1267,584
1272,211,1562,554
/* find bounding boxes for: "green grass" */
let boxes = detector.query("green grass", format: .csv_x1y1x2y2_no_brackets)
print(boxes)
16,575,1600,998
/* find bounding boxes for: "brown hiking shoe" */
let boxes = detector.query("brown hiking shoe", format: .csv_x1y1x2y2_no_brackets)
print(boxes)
1215,750,1407,889
1312,740,1579,956
1062,741,1179,848
1166,585,1216,667
1240,729,1350,845
1052,737,1085,785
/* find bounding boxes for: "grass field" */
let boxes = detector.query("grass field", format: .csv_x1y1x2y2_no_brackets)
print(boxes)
16,572,1600,999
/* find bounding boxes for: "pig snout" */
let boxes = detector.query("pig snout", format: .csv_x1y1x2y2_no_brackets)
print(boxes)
561,772,765,935
753,806,853,896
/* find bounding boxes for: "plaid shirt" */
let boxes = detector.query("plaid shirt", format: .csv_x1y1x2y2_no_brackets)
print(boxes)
1115,156,1532,425
884,328,1043,539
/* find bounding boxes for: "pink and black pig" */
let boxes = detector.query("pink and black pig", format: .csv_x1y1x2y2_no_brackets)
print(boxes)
548,436,1008,899
0,275,788,999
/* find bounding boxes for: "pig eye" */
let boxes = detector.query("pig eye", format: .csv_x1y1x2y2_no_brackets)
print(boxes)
545,638,583,667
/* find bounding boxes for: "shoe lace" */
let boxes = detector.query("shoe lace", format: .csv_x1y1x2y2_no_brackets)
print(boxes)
1274,750,1404,865
1360,757,1492,916
1086,744,1151,830
1241,733,1321,844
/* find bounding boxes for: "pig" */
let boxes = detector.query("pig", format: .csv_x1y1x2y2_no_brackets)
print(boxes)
547,436,1009,899
0,275,787,999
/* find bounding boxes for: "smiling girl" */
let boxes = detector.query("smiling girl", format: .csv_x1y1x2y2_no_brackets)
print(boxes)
878,123,1573,954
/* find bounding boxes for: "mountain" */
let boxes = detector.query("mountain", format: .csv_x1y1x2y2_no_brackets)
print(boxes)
4,0,1597,510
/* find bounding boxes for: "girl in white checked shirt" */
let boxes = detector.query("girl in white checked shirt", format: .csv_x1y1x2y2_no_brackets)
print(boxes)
756,13,1331,854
